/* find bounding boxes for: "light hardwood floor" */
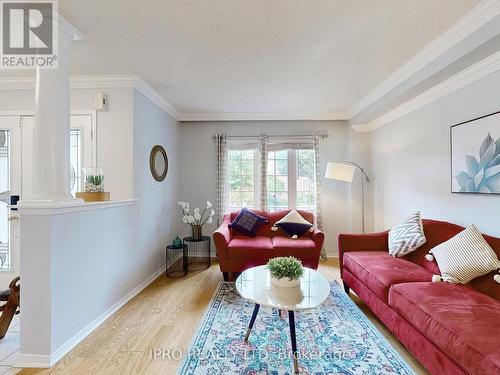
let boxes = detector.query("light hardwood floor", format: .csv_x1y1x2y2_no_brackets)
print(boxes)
18,259,428,375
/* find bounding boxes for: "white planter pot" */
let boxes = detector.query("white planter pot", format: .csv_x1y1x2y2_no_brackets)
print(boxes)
271,276,300,288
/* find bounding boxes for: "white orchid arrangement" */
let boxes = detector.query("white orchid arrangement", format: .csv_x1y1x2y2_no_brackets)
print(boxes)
178,201,216,226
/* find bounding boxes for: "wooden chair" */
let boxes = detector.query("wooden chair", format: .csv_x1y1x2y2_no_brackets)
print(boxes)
0,277,19,339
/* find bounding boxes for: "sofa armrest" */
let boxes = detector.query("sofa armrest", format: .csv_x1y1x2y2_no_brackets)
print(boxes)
213,214,232,259
312,228,325,250
337,230,389,274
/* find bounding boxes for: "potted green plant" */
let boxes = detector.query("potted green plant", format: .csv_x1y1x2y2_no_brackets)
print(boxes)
83,168,105,192
267,256,304,288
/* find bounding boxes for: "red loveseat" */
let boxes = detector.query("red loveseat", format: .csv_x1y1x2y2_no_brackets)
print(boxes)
339,219,500,375
213,209,324,281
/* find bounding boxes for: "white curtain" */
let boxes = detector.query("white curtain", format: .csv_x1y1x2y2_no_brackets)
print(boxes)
259,134,268,211
215,134,228,225
313,134,326,259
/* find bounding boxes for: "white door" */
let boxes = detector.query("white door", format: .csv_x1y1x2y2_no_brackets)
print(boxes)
0,114,94,287
0,117,22,287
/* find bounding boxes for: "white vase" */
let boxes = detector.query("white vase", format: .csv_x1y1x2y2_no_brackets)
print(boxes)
271,276,300,288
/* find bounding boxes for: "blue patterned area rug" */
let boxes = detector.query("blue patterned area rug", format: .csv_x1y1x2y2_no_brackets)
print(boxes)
178,281,416,375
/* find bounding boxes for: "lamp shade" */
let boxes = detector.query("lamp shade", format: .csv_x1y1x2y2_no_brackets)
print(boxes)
325,162,355,182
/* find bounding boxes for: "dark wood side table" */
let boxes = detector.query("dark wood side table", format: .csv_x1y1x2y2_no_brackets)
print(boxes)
166,244,188,278
183,236,211,271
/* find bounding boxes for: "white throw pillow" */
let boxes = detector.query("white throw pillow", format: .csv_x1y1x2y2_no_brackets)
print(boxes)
430,225,500,284
388,212,426,257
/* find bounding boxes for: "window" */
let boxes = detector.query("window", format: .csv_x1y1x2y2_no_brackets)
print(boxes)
228,149,258,211
70,129,82,196
0,131,11,271
296,149,316,212
226,144,316,213
267,150,288,211
267,149,316,212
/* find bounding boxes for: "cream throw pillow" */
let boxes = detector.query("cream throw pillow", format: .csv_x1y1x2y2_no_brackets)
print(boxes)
429,225,500,284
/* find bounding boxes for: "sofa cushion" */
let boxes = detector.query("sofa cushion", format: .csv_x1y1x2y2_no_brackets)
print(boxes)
274,210,313,237
229,208,268,237
229,210,315,237
228,236,273,260
388,212,426,257
389,282,500,375
272,236,316,259
430,225,500,284
343,251,433,301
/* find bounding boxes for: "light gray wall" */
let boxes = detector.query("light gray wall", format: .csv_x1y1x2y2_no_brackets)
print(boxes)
370,69,500,237
179,120,366,255
20,89,181,360
133,89,181,277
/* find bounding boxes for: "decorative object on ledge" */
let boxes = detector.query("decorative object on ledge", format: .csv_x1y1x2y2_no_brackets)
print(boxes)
177,201,216,241
267,256,304,288
76,192,110,202
77,168,110,202
451,110,500,194
150,145,168,182
325,161,370,233
83,168,105,192
166,244,188,278
173,236,182,248
184,236,211,271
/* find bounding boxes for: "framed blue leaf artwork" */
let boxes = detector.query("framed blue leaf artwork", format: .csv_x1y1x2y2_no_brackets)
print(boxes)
451,111,500,194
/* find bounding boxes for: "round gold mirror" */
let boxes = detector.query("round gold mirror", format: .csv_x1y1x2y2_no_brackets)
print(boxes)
150,145,168,181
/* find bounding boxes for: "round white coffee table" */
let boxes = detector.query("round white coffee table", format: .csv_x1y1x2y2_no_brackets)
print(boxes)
235,265,330,374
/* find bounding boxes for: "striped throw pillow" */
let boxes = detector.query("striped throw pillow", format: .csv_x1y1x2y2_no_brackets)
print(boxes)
388,212,426,257
430,225,500,284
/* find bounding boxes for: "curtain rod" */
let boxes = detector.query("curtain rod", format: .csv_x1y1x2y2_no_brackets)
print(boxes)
212,133,329,140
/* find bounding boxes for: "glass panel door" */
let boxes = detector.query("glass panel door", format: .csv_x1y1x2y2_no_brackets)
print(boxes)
0,130,11,270
0,116,21,278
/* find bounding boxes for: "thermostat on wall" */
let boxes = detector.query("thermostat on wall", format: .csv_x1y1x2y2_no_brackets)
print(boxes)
94,93,108,111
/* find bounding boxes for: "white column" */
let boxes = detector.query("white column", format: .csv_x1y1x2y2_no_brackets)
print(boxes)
17,17,85,368
23,20,82,205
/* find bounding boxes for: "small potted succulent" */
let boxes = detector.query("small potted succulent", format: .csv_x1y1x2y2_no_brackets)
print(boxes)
83,168,105,192
267,256,304,288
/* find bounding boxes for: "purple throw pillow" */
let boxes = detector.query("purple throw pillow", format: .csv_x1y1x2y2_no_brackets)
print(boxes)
228,208,268,237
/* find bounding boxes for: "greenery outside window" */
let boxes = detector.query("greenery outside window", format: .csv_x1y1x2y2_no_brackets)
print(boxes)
227,145,316,213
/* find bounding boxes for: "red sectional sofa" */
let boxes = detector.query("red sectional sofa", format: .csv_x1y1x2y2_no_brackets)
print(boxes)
338,219,500,375
213,210,324,281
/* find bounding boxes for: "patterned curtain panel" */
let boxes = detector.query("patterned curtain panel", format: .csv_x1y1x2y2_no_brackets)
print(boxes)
215,134,228,225
313,134,326,259
259,134,268,211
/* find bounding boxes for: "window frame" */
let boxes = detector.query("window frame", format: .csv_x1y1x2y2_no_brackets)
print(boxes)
225,142,316,214
227,147,261,212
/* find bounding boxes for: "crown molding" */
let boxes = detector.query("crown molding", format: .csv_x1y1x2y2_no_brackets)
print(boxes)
0,74,181,120
0,76,35,90
56,14,84,41
350,124,371,133
356,50,500,132
133,77,182,120
348,0,500,119
178,111,349,122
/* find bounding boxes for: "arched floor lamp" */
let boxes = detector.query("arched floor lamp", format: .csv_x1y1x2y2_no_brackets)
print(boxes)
325,161,370,233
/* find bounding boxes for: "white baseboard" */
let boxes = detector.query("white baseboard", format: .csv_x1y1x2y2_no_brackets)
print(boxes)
15,353,51,368
325,251,338,258
15,263,167,369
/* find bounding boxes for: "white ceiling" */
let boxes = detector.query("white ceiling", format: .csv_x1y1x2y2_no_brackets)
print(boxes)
1,0,482,118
